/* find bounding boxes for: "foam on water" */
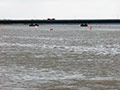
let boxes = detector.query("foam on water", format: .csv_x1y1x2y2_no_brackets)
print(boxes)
1,65,120,83
1,42,120,55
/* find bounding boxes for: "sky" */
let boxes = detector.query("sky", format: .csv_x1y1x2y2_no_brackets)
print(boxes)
0,0,120,19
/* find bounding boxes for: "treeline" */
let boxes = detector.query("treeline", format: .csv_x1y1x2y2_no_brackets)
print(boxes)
0,19,120,24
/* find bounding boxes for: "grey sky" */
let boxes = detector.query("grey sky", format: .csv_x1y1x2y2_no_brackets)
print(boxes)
0,0,120,19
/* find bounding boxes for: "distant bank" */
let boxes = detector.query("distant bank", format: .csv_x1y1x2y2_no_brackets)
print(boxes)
0,19,120,24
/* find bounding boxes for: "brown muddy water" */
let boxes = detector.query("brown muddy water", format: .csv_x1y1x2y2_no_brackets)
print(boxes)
0,24,120,90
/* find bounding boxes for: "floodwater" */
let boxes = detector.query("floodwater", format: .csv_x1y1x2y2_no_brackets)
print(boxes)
0,24,120,90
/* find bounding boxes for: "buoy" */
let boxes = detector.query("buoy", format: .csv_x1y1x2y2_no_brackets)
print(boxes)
34,26,38,29
50,28,53,31
90,26,92,30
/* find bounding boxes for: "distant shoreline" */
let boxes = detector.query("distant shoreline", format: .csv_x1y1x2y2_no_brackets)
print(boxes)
0,19,120,24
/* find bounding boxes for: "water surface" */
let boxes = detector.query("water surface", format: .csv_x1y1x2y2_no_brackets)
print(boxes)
0,24,120,90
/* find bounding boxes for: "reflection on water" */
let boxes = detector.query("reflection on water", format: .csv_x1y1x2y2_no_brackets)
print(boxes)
0,25,120,90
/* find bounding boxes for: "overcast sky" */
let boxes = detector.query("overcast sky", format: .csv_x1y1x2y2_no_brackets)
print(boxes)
0,0,120,19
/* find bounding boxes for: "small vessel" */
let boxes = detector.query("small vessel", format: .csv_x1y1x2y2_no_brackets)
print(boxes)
81,23,88,27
